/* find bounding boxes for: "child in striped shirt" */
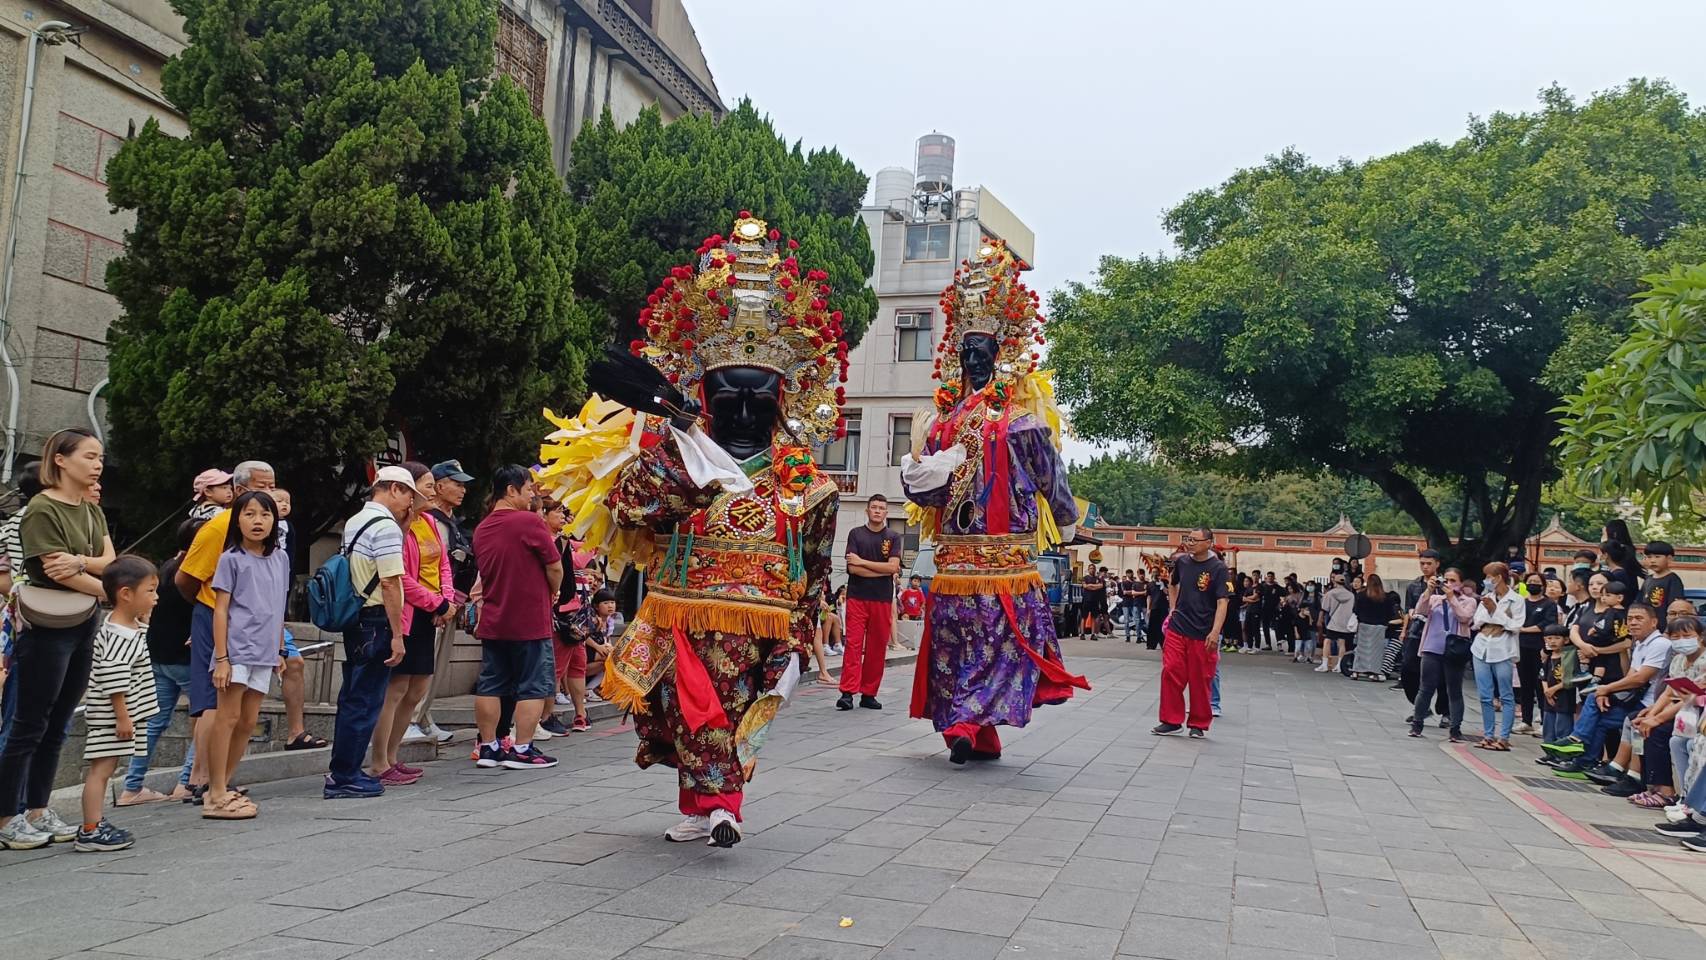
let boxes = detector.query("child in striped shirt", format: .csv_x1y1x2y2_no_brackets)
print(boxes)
78,556,161,852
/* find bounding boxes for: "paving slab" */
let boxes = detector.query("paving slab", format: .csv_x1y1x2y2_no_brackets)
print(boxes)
9,647,1706,960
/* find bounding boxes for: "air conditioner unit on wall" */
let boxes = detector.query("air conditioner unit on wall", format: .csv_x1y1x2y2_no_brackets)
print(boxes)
894,313,926,330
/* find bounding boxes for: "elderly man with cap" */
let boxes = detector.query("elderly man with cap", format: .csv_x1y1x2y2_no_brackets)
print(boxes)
324,465,426,799
406,459,476,743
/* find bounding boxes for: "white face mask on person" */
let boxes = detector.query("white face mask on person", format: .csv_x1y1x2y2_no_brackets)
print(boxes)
1671,636,1702,657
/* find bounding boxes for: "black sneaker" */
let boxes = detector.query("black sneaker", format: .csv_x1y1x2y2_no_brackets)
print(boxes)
502,745,559,770
476,742,505,768
1656,819,1706,839
948,736,973,765
72,819,134,852
1682,835,1706,853
859,696,882,710
1601,778,1643,798
1583,764,1622,786
835,693,854,711
1151,722,1183,736
540,715,570,736
1188,728,1206,739
1439,718,1450,729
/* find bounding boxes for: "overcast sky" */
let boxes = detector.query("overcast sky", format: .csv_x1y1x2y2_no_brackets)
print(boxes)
685,1,1706,460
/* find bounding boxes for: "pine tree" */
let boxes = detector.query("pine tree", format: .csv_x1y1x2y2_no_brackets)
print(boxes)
104,0,588,530
566,101,877,347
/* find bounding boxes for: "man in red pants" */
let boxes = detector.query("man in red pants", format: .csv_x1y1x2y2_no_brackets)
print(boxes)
838,496,901,711
1155,527,1231,738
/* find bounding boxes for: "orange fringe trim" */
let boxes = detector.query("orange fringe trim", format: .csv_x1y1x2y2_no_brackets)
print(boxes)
930,570,1045,596
599,671,654,716
638,593,792,641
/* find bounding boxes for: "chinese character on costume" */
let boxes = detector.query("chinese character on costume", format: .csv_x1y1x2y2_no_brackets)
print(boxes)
901,240,1089,766
537,215,844,848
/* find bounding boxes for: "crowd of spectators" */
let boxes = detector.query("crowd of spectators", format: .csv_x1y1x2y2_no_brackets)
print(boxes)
0,431,618,853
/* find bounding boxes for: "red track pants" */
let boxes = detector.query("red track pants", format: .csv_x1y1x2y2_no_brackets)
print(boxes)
1160,622,1218,731
840,598,892,696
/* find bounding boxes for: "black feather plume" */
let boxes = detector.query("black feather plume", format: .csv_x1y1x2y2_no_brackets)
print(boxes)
587,347,687,419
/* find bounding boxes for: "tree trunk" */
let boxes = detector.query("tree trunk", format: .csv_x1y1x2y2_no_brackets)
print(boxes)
1365,467,1454,552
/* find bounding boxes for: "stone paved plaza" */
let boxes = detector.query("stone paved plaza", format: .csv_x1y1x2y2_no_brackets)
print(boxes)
7,643,1706,960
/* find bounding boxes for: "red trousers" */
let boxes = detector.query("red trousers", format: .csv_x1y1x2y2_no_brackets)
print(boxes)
942,722,1001,754
840,598,892,696
1160,622,1218,730
679,788,741,821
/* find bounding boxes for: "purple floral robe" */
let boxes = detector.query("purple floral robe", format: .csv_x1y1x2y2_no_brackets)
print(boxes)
905,407,1079,731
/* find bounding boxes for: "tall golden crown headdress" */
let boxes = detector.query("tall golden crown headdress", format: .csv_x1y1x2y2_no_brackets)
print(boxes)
933,239,1043,411
632,213,849,444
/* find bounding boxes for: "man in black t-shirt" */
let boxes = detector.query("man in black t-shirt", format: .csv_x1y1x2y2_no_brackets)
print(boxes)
1155,527,1231,737
1081,567,1109,637
1642,541,1687,629
1118,570,1144,642
838,496,902,711
1259,572,1283,650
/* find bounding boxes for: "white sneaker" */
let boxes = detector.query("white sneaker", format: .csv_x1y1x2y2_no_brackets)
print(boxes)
664,815,711,843
555,692,572,706
0,816,50,850
402,724,430,742
427,724,456,744
28,809,77,843
1313,662,1330,673
532,725,554,741
708,809,742,847
1666,803,1694,823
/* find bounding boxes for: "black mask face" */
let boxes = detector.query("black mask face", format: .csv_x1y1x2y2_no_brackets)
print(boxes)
960,333,998,391
704,367,781,461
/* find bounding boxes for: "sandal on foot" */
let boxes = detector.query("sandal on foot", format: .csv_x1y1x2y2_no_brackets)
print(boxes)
1632,792,1672,809
116,787,169,806
285,732,329,750
201,794,258,820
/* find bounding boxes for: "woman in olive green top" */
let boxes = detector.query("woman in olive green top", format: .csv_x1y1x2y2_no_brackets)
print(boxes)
0,428,117,850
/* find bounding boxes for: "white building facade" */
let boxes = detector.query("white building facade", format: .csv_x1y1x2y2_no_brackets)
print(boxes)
825,135,1036,572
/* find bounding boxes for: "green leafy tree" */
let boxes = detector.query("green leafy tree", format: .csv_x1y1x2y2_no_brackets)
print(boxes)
1069,454,1454,535
1557,264,1706,520
1050,80,1706,563
105,0,586,532
566,102,877,347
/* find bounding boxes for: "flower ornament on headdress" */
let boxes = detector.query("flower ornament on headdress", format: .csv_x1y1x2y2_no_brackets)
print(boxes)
933,239,1043,413
632,213,849,445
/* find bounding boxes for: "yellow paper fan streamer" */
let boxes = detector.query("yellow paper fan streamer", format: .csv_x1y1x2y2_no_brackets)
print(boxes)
538,395,652,576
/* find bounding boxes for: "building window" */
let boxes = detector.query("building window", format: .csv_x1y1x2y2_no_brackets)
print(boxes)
495,5,548,117
895,311,933,361
1275,538,1313,548
1377,542,1416,552
889,415,913,467
815,409,860,473
1227,536,1264,546
904,223,951,261
888,517,921,557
